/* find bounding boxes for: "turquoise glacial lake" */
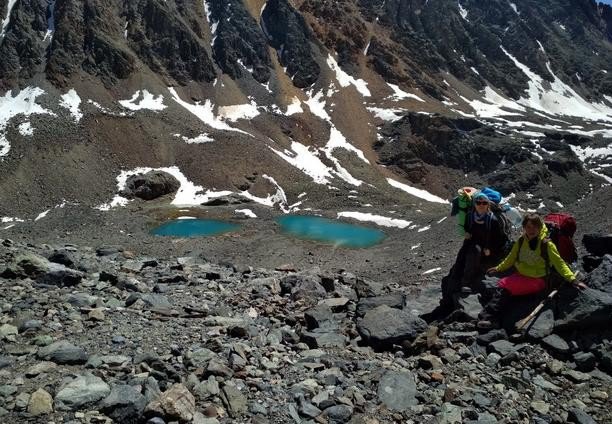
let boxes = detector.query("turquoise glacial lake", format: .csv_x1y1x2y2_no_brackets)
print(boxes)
151,219,240,237
276,215,385,248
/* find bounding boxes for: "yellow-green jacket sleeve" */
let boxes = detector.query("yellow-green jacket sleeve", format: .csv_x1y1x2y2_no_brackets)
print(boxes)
547,242,577,282
495,239,519,272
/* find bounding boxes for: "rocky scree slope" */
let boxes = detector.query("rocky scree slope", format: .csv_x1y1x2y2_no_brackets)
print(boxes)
0,236,611,423
0,0,611,220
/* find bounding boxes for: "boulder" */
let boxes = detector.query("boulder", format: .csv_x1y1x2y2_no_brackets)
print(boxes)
585,255,612,293
377,371,418,411
124,171,180,200
357,305,427,348
525,308,554,339
54,374,110,410
356,293,405,318
145,383,196,422
100,385,147,422
582,234,612,257
36,263,84,287
27,388,53,416
220,384,247,418
37,341,88,364
555,286,612,331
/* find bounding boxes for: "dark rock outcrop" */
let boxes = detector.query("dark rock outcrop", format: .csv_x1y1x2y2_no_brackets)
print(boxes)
124,171,180,201
261,0,320,88
208,0,271,83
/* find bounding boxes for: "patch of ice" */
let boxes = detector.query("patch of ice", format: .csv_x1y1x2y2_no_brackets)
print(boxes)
458,2,468,21
366,106,405,122
269,140,333,185
34,210,50,221
325,126,369,164
0,87,55,157
326,55,371,97
18,122,33,136
175,133,214,144
411,244,421,250
235,209,257,218
168,87,245,133
59,89,83,122
387,83,425,102
43,0,56,41
0,0,18,38
422,267,441,275
305,90,331,120
556,202,564,208
177,216,196,220
240,175,289,212
501,46,612,122
418,225,431,232
119,90,166,111
218,100,260,122
285,97,303,115
509,2,519,14
387,178,448,204
437,216,447,224
1,217,24,223
460,86,525,118
338,211,411,228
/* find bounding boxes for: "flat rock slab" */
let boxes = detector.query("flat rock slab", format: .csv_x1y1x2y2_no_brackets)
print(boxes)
488,340,517,357
525,308,554,339
356,293,404,318
37,341,88,365
54,374,110,410
357,305,427,348
377,371,418,411
100,385,146,422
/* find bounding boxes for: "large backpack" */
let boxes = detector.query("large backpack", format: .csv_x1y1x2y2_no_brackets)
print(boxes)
543,212,578,264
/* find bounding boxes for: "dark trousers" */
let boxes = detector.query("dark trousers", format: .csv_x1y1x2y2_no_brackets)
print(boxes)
441,241,497,309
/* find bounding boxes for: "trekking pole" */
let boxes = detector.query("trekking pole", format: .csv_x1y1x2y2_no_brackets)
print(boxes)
515,289,558,331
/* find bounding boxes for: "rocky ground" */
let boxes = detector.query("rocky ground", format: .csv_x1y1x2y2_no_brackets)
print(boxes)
1,188,611,423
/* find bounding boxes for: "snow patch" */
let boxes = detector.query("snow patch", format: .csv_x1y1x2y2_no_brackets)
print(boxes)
337,211,411,228
269,140,333,185
387,178,449,204
59,89,83,122
0,0,17,38
34,210,50,221
285,97,303,115
119,90,166,111
366,106,405,122
174,133,214,144
387,83,425,102
235,209,257,218
0,87,55,157
168,87,246,134
18,122,33,136
458,2,468,21
325,126,370,164
422,267,441,275
217,101,260,122
326,55,371,97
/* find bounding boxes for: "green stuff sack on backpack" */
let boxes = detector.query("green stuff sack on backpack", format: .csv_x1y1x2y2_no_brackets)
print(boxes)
450,187,476,235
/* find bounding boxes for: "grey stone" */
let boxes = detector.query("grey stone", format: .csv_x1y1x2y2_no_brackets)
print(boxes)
184,348,215,368
220,384,247,417
28,388,53,416
541,334,570,354
567,408,597,424
37,263,84,287
15,392,31,410
145,383,195,422
532,375,561,393
25,362,57,377
302,330,347,348
356,293,404,317
100,384,147,422
67,293,99,308
438,402,462,424
357,305,427,348
573,352,596,372
555,287,612,331
525,308,554,339
322,404,353,423
488,340,517,357
37,341,88,364
193,376,219,400
54,374,111,410
377,371,417,411
457,294,482,320
304,304,335,330
477,329,508,345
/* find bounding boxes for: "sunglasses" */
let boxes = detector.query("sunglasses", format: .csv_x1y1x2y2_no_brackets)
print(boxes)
475,201,489,205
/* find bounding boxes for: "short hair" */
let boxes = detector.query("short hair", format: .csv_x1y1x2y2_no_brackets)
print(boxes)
522,213,544,229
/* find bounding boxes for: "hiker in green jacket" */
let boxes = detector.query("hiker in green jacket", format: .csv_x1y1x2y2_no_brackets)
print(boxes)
479,213,586,328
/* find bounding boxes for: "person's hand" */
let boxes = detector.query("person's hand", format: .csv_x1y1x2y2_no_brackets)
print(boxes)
486,267,497,275
483,248,491,257
464,232,472,240
572,280,587,290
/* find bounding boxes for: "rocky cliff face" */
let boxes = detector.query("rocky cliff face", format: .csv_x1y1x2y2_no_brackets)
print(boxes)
0,0,611,219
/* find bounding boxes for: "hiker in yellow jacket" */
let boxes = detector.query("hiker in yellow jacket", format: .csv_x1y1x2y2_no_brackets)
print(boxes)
479,213,586,328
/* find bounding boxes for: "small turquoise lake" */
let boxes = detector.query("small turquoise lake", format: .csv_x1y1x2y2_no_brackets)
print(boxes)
151,219,240,237
276,215,385,248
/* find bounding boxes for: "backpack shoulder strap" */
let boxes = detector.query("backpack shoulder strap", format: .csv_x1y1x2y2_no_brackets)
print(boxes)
540,238,550,275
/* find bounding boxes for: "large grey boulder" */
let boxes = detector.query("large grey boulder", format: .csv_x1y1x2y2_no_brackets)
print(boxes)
555,287,612,331
357,305,427,348
100,385,147,423
377,371,418,411
54,374,110,410
356,293,405,318
37,341,88,365
586,255,612,293
124,171,180,200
